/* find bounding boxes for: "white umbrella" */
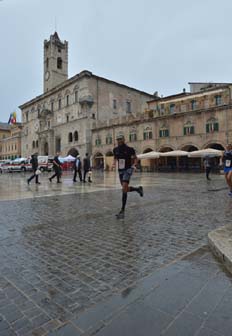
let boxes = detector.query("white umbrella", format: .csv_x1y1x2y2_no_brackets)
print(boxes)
159,150,188,157
137,151,160,159
59,155,76,162
188,148,223,158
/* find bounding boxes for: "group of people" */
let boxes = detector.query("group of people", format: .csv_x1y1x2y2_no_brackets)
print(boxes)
26,136,144,219
27,152,92,185
27,138,232,220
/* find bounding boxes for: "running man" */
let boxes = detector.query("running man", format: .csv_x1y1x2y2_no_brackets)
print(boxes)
112,135,143,219
223,144,232,196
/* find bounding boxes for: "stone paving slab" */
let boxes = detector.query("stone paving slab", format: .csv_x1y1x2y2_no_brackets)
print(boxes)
0,172,232,335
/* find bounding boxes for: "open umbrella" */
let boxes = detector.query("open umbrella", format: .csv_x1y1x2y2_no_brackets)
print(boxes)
188,148,223,158
159,150,188,157
137,151,160,159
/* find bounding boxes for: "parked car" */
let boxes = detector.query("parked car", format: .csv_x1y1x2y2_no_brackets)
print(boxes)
0,160,11,173
8,158,31,172
7,156,54,173
37,156,53,172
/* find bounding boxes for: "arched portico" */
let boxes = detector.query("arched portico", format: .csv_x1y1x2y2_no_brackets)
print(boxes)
143,148,153,154
105,151,114,170
204,142,225,150
93,152,104,169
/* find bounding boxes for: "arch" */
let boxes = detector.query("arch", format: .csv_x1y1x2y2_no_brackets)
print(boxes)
143,148,153,154
93,152,104,170
180,144,198,152
68,132,73,143
67,147,79,157
105,151,114,157
204,142,225,150
74,131,78,141
158,146,174,152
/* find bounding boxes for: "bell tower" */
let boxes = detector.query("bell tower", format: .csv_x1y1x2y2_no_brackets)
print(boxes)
43,32,68,93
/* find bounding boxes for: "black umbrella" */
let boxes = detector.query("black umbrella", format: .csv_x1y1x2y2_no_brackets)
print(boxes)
67,148,79,158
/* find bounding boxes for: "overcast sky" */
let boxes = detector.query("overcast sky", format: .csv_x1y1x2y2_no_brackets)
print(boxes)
1,0,232,122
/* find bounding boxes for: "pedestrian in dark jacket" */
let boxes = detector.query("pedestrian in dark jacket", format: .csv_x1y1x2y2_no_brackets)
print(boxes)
27,153,40,185
49,152,62,183
73,155,82,182
83,153,92,182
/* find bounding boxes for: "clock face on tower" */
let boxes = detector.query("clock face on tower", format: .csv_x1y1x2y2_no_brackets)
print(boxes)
45,71,50,81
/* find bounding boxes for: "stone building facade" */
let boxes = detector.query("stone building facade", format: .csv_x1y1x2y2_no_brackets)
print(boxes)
19,32,153,158
0,123,22,160
92,83,232,169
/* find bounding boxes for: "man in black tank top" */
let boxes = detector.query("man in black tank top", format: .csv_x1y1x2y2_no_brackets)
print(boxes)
112,135,143,219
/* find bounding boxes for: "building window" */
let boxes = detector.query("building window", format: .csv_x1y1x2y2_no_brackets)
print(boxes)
46,58,49,69
57,57,62,69
75,91,78,103
169,104,175,114
68,132,73,142
47,120,51,129
143,127,153,140
113,99,117,109
66,95,69,106
36,140,39,148
183,126,194,135
95,138,101,146
215,95,222,106
58,99,62,110
74,131,78,141
129,128,137,142
51,102,54,112
159,129,169,137
126,101,131,113
92,113,95,119
206,120,219,133
66,115,69,123
191,100,197,110
32,141,35,149
106,134,113,145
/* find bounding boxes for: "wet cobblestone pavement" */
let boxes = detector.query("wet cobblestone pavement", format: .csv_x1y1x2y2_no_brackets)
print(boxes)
0,172,232,335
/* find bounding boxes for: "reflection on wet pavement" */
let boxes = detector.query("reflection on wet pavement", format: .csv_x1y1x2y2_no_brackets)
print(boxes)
0,172,232,335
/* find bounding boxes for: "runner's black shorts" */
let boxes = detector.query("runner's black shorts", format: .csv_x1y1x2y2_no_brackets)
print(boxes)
119,168,133,183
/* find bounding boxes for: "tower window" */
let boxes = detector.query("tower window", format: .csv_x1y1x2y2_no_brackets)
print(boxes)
46,58,49,69
57,57,63,69
66,95,69,106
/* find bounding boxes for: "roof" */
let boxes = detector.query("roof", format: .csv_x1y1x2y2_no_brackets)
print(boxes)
148,84,231,105
188,82,232,85
148,92,190,103
19,70,154,109
0,122,11,131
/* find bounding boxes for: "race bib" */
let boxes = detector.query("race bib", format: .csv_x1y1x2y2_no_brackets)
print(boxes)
225,160,231,167
118,159,125,169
